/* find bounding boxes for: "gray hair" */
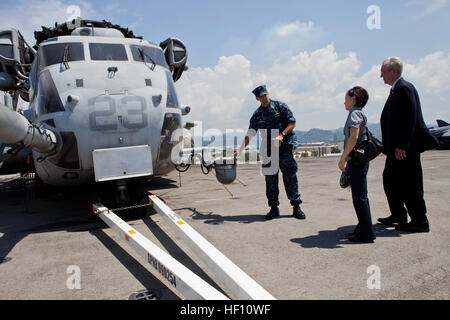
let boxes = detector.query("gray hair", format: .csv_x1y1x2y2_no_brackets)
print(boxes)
383,57,403,75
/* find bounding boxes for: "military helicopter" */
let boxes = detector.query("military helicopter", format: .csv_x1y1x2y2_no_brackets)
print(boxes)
0,19,235,211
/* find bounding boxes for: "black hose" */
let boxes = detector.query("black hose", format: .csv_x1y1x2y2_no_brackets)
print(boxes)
200,163,212,175
175,163,190,173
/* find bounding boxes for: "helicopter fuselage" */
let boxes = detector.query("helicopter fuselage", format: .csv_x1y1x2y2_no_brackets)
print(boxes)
28,33,183,186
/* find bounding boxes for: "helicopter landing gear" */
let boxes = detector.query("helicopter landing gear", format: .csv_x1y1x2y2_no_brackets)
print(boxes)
94,178,151,219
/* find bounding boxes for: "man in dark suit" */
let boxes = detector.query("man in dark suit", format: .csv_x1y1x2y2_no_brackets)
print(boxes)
379,57,430,233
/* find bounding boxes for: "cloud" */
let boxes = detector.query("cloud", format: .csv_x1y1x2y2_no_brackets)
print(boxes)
405,51,450,94
406,0,449,19
0,0,139,46
274,21,315,37
421,0,448,16
176,47,450,131
0,0,95,45
176,55,254,130
404,51,450,123
176,44,363,131
263,44,360,102
255,20,322,65
2,5,447,131
369,113,380,123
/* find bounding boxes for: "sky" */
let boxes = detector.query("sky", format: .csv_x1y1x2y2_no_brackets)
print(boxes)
1,0,449,132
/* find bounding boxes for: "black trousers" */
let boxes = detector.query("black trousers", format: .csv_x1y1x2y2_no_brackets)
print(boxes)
348,162,375,241
383,153,428,224
265,145,302,207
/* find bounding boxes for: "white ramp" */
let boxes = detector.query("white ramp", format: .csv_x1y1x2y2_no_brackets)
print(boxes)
148,194,276,300
92,203,229,300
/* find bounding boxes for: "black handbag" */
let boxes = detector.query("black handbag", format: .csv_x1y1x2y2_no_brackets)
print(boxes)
339,171,350,188
351,129,383,165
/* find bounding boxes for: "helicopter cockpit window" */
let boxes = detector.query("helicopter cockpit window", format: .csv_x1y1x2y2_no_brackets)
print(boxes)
89,43,128,61
0,42,13,60
130,45,168,68
36,69,65,115
39,43,84,68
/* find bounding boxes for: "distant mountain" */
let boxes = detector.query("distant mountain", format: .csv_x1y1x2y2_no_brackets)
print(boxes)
294,123,382,143
195,123,382,148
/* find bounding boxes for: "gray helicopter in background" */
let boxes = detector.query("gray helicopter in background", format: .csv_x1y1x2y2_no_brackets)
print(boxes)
430,120,450,149
0,19,232,210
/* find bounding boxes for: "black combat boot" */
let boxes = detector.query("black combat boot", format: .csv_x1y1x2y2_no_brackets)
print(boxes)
293,205,306,220
265,206,280,220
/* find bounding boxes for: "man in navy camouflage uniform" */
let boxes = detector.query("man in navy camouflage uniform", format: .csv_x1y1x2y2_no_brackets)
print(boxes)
235,85,305,220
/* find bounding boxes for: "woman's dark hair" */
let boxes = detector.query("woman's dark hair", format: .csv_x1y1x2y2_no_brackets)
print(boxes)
347,86,369,108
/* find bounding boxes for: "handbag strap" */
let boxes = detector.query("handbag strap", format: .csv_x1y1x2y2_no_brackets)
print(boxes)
361,121,372,141
365,128,373,141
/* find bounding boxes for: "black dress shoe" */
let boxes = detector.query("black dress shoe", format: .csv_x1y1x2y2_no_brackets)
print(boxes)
348,235,374,243
265,206,280,220
293,205,306,220
378,216,407,226
395,221,430,233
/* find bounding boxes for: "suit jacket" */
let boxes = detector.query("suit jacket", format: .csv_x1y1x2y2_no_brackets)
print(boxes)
380,78,427,155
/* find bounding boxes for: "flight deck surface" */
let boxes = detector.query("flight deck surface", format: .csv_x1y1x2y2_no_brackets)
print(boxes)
1,151,449,300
